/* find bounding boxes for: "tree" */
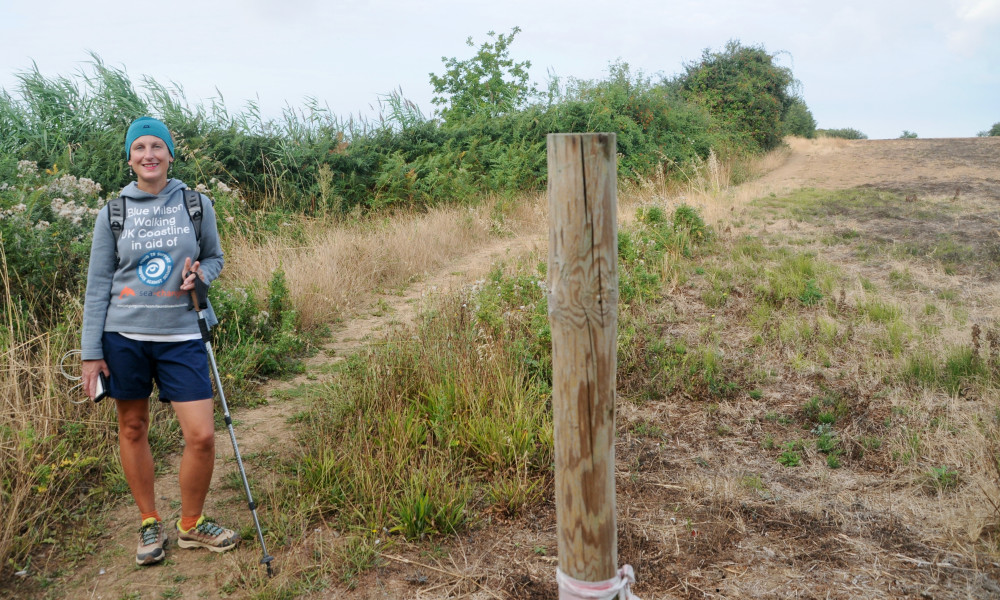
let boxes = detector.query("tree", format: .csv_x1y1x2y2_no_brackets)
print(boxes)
678,40,795,151
782,97,816,138
977,122,1000,137
899,130,918,139
429,27,536,124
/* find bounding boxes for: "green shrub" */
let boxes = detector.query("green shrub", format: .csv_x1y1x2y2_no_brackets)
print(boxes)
677,40,795,151
798,278,823,305
816,128,867,140
208,269,308,400
977,122,1000,137
782,97,816,138
815,426,838,454
620,204,713,305
0,163,105,326
802,392,849,424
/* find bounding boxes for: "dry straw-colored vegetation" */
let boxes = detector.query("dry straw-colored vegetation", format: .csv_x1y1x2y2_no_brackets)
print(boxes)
596,137,1000,598
222,198,547,330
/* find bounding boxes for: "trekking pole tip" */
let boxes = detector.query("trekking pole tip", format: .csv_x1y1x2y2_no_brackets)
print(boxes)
261,554,276,577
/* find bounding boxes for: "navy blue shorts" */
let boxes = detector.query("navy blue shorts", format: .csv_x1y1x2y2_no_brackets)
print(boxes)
101,332,213,402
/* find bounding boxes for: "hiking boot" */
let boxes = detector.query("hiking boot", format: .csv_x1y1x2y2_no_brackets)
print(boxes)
176,516,240,553
136,518,168,565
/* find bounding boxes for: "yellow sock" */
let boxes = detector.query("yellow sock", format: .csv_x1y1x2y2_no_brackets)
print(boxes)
179,515,202,532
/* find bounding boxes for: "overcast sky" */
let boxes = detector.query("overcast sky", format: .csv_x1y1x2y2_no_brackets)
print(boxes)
1,0,998,140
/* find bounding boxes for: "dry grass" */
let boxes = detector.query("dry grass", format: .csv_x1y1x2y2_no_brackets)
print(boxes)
596,137,1000,597
0,259,119,572
222,196,547,330
621,143,793,229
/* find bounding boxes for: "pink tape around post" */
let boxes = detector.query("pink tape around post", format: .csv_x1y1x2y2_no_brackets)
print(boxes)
556,565,640,600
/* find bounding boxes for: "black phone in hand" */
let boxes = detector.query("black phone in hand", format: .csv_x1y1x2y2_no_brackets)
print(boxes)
94,372,110,403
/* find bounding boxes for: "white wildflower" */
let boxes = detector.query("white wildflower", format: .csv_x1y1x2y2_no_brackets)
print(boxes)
51,197,95,225
45,174,102,200
17,161,38,178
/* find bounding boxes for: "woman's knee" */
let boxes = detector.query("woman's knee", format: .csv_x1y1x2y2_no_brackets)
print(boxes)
118,416,149,443
183,426,215,453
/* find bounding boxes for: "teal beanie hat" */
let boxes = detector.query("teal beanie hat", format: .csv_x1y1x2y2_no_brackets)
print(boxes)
125,117,174,159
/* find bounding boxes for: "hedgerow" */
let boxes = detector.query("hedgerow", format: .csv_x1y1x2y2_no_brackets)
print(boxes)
1,35,802,215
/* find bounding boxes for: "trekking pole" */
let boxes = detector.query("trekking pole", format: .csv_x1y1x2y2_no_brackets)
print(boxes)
189,282,275,577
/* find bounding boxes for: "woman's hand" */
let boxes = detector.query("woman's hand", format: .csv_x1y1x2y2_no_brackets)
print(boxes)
180,257,204,291
82,359,109,401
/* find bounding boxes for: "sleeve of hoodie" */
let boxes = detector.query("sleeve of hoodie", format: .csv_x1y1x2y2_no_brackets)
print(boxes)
81,206,115,360
197,193,224,283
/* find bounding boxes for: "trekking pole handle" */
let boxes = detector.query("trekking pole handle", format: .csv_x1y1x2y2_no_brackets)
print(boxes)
186,276,209,313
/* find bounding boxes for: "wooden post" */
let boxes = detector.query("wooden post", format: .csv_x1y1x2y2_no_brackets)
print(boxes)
547,133,619,588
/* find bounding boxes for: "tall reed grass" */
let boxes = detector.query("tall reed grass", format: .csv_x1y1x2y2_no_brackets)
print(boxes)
0,256,118,573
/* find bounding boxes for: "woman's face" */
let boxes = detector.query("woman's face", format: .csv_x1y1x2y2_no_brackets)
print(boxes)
128,134,173,192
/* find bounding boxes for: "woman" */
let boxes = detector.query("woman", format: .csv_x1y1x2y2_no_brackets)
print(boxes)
81,116,239,565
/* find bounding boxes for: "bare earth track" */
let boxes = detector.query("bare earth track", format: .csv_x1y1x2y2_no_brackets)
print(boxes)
11,136,1000,599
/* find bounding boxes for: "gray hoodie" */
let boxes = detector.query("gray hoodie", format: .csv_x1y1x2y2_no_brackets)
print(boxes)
81,179,224,360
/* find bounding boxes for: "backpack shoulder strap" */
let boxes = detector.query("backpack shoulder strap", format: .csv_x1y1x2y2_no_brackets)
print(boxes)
183,189,203,242
108,196,125,268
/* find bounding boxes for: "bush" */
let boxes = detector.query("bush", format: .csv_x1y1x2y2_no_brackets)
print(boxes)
977,122,1000,137
782,97,816,138
209,269,308,399
556,62,717,179
0,162,104,326
816,128,867,140
677,40,796,151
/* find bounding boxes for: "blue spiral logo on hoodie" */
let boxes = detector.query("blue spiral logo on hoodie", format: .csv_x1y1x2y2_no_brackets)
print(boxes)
137,251,172,286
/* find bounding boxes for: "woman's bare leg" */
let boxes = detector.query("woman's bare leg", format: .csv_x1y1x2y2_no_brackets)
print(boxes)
116,399,155,516
171,399,216,520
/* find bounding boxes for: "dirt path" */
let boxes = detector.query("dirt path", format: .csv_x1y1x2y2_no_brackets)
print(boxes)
19,136,1000,599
